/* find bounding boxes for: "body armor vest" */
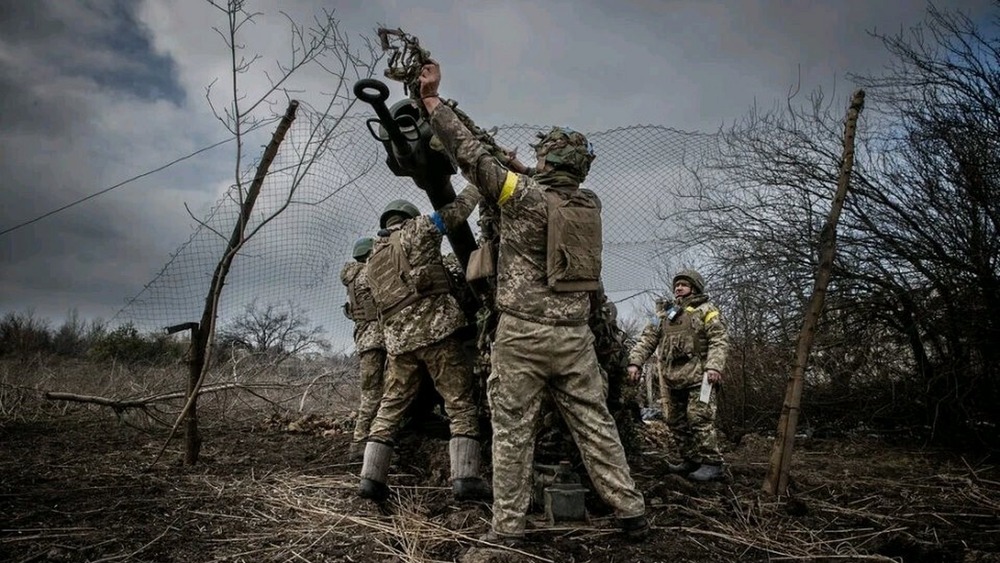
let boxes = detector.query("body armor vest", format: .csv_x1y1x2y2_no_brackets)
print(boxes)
544,188,602,292
367,230,452,319
662,306,707,361
346,272,379,323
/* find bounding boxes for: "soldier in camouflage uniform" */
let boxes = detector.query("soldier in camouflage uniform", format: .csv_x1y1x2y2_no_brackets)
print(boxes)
341,237,386,462
418,62,648,543
535,286,641,466
627,269,730,482
358,194,492,503
588,288,642,458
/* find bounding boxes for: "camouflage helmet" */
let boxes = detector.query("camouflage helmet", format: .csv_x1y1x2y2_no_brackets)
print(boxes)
673,269,706,294
352,237,374,261
379,199,420,228
531,127,596,181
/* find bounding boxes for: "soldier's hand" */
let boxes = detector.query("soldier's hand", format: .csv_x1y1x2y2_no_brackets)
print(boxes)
706,369,723,384
419,61,441,98
504,148,529,174
508,156,530,175
627,364,642,384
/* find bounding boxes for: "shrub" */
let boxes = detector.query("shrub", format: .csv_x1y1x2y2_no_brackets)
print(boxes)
52,310,107,357
0,310,53,356
89,323,185,366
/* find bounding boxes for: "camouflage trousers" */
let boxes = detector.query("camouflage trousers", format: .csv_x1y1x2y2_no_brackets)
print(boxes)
664,383,723,465
351,347,387,444
367,335,479,443
488,314,645,536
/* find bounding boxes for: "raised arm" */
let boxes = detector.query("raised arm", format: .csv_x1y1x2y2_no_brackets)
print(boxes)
429,183,482,234
418,62,520,205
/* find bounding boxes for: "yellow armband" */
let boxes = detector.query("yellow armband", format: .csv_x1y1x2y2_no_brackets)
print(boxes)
498,171,518,205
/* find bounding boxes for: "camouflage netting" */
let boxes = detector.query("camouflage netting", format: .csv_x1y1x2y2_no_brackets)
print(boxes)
116,107,719,352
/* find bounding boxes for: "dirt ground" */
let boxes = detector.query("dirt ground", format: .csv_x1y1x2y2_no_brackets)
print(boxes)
2,407,999,563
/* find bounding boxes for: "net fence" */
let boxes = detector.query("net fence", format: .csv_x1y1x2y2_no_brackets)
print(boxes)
116,106,720,353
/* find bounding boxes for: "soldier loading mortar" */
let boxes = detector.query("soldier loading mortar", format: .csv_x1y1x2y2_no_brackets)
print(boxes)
352,28,645,528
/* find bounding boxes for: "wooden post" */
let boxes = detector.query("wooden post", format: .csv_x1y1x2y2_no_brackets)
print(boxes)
185,324,204,465
763,90,865,495
165,321,202,465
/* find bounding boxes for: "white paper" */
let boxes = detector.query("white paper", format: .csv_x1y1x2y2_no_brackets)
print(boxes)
699,371,712,404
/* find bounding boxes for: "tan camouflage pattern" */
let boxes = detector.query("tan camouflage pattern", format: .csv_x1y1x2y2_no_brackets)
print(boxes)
351,347,387,444
372,186,481,355
430,104,590,325
630,293,729,465
430,104,644,536
531,127,595,183
589,289,642,457
441,252,479,326
628,294,730,388
488,315,645,536
665,384,724,464
367,335,479,441
340,261,384,353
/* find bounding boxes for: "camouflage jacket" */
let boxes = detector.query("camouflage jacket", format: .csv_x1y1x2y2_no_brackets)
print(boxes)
441,251,480,327
589,290,631,374
628,293,729,388
429,105,591,325
372,185,481,355
339,261,384,353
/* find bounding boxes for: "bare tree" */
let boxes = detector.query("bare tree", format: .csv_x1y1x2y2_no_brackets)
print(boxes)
846,4,1000,446
218,300,330,361
660,3,1000,452
155,1,381,466
763,89,865,495
659,86,881,438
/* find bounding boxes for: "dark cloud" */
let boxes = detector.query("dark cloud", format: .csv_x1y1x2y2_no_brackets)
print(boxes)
0,69,84,135
0,0,184,107
0,1,62,40
0,0,208,324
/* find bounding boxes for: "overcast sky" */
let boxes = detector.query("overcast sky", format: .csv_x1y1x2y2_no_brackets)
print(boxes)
1,0,995,334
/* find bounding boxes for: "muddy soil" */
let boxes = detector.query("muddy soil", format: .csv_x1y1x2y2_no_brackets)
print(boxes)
2,410,998,562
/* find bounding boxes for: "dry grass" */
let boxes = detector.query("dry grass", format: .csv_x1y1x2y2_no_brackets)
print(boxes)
1,357,999,562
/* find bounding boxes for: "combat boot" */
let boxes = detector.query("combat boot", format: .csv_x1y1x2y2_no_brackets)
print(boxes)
666,459,698,475
620,515,650,542
688,463,725,482
450,436,493,501
358,441,393,502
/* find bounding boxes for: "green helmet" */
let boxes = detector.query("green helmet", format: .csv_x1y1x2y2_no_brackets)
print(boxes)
379,199,420,228
531,127,596,181
673,269,706,294
352,237,374,261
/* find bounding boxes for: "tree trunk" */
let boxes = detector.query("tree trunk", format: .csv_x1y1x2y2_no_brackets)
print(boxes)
182,100,300,465
763,90,865,495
